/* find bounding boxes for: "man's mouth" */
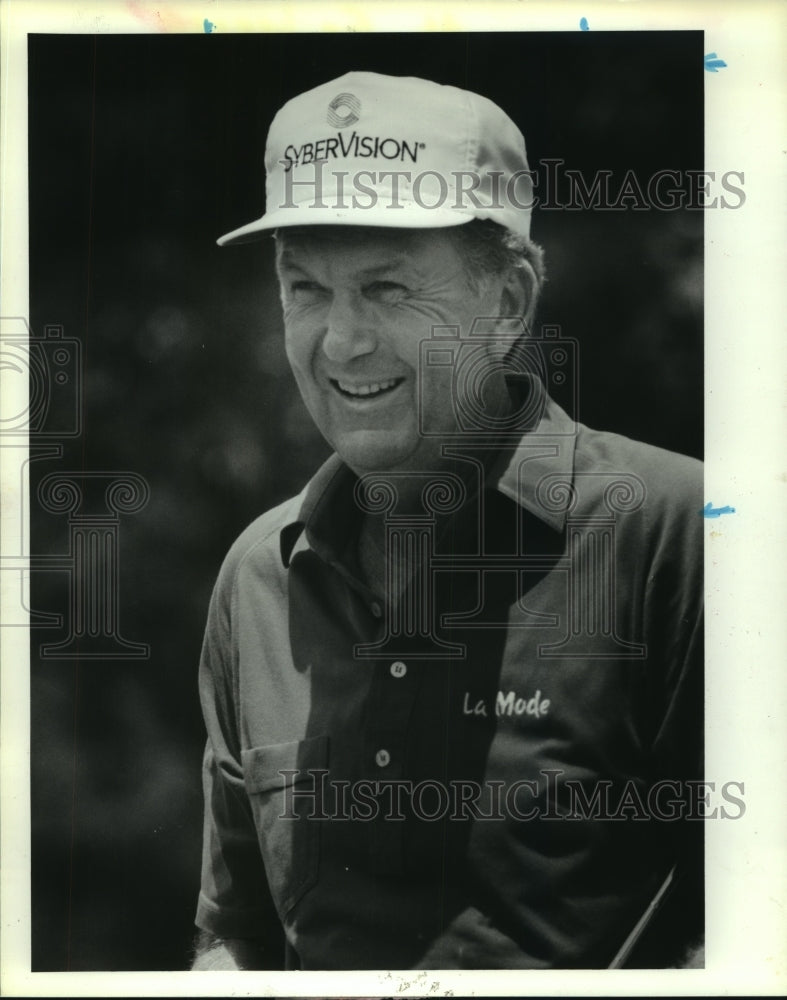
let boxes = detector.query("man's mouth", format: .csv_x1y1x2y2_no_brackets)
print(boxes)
331,377,405,400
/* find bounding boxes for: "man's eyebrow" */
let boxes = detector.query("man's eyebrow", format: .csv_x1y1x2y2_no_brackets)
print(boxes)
357,257,411,279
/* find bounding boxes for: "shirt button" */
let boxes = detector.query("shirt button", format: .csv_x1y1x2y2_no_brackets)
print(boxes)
370,601,383,618
375,749,391,768
390,660,407,678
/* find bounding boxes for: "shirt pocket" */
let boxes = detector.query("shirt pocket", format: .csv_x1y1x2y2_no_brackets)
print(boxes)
241,735,329,918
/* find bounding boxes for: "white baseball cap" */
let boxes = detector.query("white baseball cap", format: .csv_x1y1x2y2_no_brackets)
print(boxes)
217,71,534,246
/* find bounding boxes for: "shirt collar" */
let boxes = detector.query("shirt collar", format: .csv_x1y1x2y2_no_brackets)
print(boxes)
280,377,577,567
487,376,577,533
279,452,350,567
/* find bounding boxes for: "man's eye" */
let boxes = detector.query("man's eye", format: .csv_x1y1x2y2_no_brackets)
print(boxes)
366,281,407,300
288,280,327,301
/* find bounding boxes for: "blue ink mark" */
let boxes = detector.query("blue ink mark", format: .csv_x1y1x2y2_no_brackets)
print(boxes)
580,17,589,31
704,52,727,72
203,18,215,33
702,502,736,518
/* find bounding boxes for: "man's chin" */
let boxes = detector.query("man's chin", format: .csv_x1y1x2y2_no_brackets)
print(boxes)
333,434,425,479
339,449,416,479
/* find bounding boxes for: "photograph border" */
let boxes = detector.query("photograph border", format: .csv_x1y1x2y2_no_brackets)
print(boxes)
2,0,785,996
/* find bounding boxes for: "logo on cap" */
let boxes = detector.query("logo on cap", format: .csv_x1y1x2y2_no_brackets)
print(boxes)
327,92,361,129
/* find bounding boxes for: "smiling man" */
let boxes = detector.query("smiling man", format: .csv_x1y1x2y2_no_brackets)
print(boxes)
192,72,704,971
277,226,524,477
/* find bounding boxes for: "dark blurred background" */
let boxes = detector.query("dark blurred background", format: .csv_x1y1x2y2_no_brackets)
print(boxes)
28,31,703,970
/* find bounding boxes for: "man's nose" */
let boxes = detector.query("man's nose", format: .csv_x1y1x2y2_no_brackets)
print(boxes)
322,293,376,363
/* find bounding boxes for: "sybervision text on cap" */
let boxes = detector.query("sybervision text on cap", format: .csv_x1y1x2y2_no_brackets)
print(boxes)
282,131,426,171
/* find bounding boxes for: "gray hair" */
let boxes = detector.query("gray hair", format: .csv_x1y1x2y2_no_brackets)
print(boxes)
448,219,546,325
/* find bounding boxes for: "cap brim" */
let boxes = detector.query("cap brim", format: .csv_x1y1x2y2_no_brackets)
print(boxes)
217,206,477,246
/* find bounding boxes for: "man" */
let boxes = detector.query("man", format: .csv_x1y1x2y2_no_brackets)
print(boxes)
192,71,703,970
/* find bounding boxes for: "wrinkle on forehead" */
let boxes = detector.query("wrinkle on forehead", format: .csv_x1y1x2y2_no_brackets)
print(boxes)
276,243,411,278
274,226,468,290
275,224,454,261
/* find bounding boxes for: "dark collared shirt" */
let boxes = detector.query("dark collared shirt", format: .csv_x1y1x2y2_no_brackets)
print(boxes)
195,390,703,969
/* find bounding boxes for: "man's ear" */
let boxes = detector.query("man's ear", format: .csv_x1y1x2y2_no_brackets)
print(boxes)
499,263,539,330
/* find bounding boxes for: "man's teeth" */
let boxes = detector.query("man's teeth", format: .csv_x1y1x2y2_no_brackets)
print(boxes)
336,378,400,397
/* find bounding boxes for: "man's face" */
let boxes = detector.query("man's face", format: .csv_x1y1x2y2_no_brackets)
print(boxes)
276,226,513,476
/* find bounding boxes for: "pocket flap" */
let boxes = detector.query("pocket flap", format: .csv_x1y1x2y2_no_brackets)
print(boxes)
241,735,329,794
